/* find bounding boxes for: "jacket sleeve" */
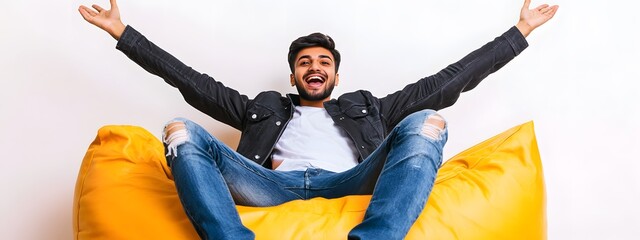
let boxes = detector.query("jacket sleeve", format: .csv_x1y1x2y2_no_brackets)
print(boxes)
115,26,249,130
378,26,529,128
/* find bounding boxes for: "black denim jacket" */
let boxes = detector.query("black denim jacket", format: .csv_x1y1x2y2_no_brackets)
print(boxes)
116,26,528,168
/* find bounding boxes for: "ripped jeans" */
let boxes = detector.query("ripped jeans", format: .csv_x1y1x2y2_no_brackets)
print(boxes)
163,109,448,240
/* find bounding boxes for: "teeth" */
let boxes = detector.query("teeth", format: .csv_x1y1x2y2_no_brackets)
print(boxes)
308,76,323,81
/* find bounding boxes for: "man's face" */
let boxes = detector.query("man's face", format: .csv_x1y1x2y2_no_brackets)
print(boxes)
290,46,339,102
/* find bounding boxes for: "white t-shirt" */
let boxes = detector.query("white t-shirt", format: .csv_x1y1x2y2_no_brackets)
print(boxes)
271,106,359,173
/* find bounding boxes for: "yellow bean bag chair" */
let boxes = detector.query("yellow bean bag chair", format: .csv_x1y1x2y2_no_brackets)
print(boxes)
73,121,545,240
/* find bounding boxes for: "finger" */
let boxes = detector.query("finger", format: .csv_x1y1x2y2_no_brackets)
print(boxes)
92,4,105,13
539,5,554,14
535,4,550,11
110,0,118,8
545,5,559,18
78,7,94,21
523,0,531,9
79,5,98,17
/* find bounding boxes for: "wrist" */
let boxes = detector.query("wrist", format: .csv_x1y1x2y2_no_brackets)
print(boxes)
108,22,126,40
516,21,532,38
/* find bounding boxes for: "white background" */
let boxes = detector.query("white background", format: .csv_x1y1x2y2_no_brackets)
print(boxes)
1,0,639,239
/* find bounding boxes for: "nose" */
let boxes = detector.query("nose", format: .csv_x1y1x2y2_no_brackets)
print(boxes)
308,61,321,72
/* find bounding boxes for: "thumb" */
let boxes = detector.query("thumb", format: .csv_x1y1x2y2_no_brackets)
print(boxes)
110,0,118,9
523,0,531,9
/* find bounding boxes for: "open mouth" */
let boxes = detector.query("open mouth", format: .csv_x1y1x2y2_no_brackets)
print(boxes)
304,74,326,88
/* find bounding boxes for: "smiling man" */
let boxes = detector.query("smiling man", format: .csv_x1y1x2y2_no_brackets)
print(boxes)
79,0,558,239
290,43,340,106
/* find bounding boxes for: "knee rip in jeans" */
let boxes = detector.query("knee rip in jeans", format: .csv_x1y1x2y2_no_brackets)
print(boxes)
164,121,189,157
421,113,445,140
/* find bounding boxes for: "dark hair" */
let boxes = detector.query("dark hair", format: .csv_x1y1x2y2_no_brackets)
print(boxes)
288,32,341,73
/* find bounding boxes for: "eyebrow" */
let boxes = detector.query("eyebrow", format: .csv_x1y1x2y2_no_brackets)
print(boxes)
298,55,333,62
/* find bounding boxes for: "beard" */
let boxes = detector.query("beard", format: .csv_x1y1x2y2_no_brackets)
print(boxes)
294,77,336,101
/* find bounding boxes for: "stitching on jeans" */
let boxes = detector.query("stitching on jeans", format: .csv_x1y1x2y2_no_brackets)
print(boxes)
215,140,284,187
218,149,305,200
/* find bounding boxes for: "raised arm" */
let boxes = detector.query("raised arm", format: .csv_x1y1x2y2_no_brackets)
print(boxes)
78,0,126,40
78,0,250,130
378,1,558,128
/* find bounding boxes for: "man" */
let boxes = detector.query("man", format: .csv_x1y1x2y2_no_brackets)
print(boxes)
79,0,558,239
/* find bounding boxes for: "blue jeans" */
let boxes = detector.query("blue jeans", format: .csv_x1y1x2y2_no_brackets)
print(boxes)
164,109,447,240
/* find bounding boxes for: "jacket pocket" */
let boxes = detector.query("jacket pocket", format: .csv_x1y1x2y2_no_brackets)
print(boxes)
247,107,274,122
342,105,369,118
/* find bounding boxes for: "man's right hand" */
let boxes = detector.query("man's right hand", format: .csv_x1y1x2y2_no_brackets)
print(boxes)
79,0,126,40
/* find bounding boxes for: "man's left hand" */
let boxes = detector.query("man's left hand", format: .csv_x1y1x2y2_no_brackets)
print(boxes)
516,0,559,37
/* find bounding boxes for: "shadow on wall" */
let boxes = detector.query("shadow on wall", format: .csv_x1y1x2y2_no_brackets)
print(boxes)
38,195,74,240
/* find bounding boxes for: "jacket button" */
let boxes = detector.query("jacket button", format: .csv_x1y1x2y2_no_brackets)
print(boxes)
362,109,367,114
254,155,260,160
251,114,257,119
276,121,281,126
361,146,365,149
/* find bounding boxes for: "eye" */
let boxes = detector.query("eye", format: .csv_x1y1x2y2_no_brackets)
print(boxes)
321,61,331,66
299,60,310,66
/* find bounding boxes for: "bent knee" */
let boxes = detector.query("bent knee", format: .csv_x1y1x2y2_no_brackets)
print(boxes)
420,113,446,140
163,120,189,157
164,121,188,143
